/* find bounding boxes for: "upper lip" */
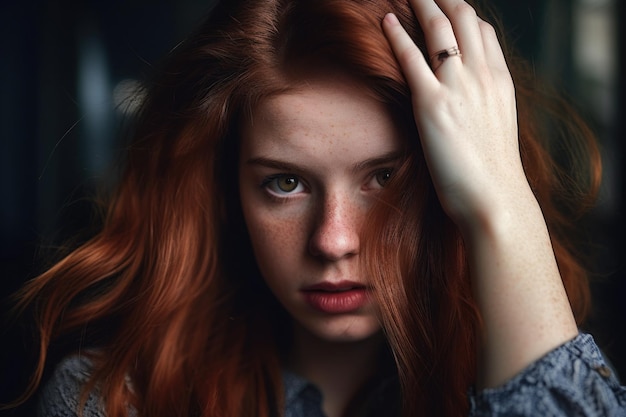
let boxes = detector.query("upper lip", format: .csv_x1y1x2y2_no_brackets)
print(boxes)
301,280,367,292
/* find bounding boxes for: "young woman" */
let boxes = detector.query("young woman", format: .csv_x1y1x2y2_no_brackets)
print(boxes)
11,0,626,416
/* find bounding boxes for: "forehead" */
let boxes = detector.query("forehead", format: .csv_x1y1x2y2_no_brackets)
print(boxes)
241,77,405,159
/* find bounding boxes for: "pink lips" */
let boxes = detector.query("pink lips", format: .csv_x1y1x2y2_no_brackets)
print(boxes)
301,281,370,314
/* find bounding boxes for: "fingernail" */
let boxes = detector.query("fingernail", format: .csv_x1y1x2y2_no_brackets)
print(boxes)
384,13,399,25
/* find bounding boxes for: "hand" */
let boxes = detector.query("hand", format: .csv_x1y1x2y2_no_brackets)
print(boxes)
384,1,579,387
382,0,527,231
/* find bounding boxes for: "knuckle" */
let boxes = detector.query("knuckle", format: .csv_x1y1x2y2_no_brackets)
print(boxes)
426,15,451,33
478,19,497,37
454,3,477,20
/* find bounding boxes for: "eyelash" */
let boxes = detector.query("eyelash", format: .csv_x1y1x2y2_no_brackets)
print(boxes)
371,168,393,188
260,174,308,199
259,168,395,200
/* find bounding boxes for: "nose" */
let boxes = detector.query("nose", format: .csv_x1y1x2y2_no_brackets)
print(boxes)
308,192,362,261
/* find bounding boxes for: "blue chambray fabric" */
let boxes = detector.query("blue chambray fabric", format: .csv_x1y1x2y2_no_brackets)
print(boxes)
283,371,327,417
282,369,400,417
469,333,626,417
37,333,626,417
37,355,109,417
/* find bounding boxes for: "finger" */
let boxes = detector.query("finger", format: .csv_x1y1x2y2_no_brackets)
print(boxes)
434,0,485,64
478,18,508,72
382,13,439,94
407,0,459,62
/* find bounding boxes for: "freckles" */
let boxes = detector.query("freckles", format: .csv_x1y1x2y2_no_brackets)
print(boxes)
249,214,306,287
252,214,305,256
267,220,299,247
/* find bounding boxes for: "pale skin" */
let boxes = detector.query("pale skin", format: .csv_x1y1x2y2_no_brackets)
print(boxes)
239,78,400,416
239,0,579,415
382,0,578,387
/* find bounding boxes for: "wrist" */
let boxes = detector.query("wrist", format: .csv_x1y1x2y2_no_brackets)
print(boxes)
452,178,540,244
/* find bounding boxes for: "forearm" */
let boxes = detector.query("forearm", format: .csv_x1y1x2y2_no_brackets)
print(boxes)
382,0,579,390
462,182,578,389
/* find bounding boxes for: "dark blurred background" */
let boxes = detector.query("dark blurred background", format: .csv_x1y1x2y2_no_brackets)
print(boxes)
1,0,624,415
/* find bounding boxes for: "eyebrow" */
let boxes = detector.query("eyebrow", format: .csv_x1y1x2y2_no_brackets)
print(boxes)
350,150,406,173
246,150,406,173
246,157,302,173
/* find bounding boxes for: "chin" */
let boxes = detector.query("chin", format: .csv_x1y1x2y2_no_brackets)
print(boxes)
298,315,383,344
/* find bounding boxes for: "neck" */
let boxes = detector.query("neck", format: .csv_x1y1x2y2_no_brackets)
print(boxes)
287,325,385,417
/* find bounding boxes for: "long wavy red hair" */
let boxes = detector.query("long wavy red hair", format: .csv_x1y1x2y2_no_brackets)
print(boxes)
12,0,600,416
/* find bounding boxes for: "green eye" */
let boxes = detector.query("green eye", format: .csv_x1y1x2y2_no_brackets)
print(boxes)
276,176,299,192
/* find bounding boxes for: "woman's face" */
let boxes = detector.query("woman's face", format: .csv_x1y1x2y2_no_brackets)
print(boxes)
239,77,404,343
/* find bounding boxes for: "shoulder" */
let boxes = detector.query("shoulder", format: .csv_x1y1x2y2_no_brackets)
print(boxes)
37,355,106,417
469,333,626,416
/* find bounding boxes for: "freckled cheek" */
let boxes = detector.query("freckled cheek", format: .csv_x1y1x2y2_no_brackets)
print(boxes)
244,211,309,287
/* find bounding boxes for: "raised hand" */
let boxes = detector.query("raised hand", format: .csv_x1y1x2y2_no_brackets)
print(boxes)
382,0,578,388
382,0,524,232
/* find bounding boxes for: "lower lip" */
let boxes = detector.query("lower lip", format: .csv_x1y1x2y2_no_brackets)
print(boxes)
302,288,370,314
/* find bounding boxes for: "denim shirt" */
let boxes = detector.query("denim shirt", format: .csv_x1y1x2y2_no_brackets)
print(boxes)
37,333,626,417
282,369,401,417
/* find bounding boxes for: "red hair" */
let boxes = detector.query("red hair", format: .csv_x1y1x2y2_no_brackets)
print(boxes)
11,0,600,416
